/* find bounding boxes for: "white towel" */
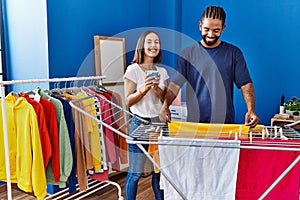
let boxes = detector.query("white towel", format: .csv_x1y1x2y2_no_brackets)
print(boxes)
159,137,240,200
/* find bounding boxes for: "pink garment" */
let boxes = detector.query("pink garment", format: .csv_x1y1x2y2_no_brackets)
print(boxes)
236,139,300,200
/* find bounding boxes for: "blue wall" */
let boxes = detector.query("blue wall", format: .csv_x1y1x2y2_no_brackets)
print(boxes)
46,0,151,77
176,0,300,125
39,0,300,125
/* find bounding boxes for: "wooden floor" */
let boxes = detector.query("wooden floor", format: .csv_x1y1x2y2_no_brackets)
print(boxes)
0,184,36,200
0,172,154,200
85,172,154,200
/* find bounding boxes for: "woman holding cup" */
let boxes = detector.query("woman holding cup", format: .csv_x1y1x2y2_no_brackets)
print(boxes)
123,30,169,200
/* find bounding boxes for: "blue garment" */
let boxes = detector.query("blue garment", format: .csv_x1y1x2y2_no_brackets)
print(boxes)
172,41,252,123
125,116,164,200
51,94,77,193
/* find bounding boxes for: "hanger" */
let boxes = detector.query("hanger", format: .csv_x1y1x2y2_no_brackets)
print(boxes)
19,83,42,102
66,80,81,95
87,79,108,93
21,82,36,98
50,81,64,95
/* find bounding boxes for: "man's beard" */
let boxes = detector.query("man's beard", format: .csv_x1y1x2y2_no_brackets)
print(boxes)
202,35,219,46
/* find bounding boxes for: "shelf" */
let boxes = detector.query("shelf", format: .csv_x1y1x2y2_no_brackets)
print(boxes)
271,117,300,131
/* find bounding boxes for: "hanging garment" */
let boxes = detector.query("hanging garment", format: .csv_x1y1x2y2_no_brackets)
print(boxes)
89,168,108,182
168,121,251,137
109,90,128,164
65,90,104,171
21,93,52,170
64,91,99,191
159,137,240,200
74,92,102,171
82,88,120,170
149,121,259,173
236,139,300,200
71,99,94,191
36,88,73,188
72,91,111,183
37,94,60,182
51,93,77,193
0,93,47,199
97,90,121,171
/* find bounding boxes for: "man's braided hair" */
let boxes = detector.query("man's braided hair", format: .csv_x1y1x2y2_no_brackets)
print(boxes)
201,6,226,25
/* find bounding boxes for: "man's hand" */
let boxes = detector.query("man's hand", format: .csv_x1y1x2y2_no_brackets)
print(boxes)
159,104,171,123
158,82,181,123
244,111,260,127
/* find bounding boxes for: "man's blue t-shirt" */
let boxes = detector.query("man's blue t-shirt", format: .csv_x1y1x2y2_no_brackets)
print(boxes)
171,41,252,123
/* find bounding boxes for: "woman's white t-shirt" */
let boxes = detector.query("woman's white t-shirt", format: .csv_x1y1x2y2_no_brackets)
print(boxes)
123,63,169,118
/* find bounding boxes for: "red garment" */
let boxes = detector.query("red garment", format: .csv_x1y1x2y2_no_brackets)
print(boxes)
100,91,120,171
90,170,108,182
236,139,300,200
21,93,52,170
39,96,60,182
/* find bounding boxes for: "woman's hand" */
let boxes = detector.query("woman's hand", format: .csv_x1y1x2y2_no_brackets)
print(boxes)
140,74,158,94
152,74,160,89
140,73,165,102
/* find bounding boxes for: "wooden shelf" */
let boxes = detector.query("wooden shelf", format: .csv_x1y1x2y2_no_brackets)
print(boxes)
271,117,300,131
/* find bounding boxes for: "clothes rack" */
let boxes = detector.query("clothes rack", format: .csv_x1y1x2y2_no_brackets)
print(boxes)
69,94,300,200
0,75,123,200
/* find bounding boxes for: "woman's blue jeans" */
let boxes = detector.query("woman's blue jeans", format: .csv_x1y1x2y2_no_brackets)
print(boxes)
124,116,164,200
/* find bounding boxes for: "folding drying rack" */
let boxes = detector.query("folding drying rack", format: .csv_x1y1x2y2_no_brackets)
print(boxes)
69,94,300,200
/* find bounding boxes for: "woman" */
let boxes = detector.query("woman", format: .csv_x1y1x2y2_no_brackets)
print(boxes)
123,30,169,200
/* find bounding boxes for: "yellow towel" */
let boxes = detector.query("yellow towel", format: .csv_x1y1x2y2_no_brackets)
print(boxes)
148,121,264,173
168,121,250,138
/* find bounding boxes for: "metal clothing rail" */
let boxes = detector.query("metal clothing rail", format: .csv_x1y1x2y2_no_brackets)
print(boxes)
0,75,105,85
0,75,128,200
69,94,300,200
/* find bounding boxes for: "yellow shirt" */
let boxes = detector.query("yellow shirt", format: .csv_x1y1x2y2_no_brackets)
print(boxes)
0,93,47,199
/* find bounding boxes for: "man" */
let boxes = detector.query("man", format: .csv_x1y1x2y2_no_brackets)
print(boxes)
159,5,260,127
